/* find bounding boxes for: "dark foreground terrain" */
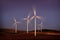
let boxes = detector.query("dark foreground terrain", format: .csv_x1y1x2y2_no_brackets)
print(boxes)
0,29,60,40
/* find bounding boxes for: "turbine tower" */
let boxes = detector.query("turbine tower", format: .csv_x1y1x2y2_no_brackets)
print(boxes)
40,21,43,32
38,20,43,32
13,17,20,33
30,8,42,36
24,14,30,34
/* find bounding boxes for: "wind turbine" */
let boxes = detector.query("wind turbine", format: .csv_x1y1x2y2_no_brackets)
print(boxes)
38,19,43,32
23,14,30,34
38,16,47,32
30,8,42,36
13,17,20,33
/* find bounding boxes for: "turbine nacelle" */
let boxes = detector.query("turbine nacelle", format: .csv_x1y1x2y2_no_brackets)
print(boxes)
13,18,20,24
24,14,30,20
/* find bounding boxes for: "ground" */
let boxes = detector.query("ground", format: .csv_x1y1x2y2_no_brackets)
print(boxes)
0,29,60,40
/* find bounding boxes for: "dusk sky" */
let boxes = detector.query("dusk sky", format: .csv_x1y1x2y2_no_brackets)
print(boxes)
0,0,60,31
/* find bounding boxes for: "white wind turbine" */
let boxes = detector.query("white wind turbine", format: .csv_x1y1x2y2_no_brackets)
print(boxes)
30,8,42,36
23,14,30,34
13,17,20,33
38,18,43,32
38,16,46,32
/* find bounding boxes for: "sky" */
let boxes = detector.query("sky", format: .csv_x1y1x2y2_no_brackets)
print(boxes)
0,0,60,31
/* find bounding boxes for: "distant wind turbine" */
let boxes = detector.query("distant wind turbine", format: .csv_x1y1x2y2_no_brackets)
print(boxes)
23,14,30,34
38,20,43,32
13,17,20,33
38,16,46,32
30,7,42,36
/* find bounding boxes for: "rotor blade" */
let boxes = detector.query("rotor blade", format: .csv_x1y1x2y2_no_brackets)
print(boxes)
30,16,34,20
27,13,30,18
23,18,27,20
40,16,43,19
33,8,36,16
13,17,17,23
37,16,43,20
36,16,40,19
